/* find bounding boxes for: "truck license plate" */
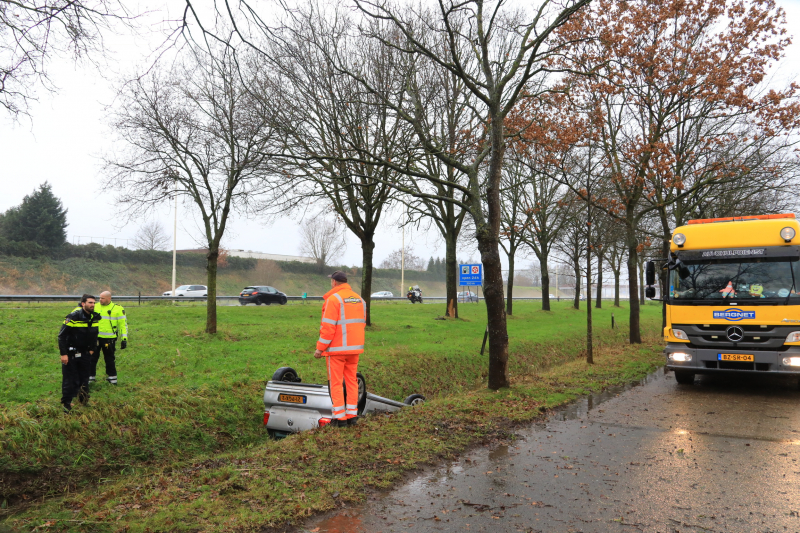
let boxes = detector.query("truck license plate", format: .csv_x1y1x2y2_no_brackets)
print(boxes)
718,353,754,362
279,394,307,404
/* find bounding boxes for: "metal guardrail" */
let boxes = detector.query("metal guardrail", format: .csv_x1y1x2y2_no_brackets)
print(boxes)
0,294,627,303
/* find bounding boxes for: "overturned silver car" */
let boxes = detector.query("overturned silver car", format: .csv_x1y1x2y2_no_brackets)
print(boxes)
263,367,425,438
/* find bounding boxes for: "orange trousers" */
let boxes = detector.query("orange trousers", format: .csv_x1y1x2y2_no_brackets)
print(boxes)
326,354,360,420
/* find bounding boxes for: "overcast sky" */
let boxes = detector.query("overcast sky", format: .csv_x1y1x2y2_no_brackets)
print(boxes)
0,0,798,271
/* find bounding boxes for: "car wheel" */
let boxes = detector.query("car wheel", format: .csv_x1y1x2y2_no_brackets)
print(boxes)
255,301,262,305
272,367,301,383
404,394,426,406
240,301,247,306
674,371,695,385
280,296,287,305
356,372,367,414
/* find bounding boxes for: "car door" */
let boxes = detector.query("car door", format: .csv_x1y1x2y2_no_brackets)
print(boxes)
265,286,278,303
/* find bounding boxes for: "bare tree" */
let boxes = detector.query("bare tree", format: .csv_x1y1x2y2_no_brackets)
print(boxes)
298,216,347,272
0,0,133,116
379,248,426,271
131,220,170,251
106,44,279,333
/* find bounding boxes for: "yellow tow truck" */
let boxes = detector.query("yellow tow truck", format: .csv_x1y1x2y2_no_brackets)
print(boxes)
645,213,800,384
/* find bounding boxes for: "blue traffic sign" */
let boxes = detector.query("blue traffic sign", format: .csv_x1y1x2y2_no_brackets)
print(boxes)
459,264,482,286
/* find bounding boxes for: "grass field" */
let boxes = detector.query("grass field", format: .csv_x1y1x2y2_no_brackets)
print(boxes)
1,300,664,531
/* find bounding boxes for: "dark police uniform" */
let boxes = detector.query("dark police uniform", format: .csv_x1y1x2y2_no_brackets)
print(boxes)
57,307,101,410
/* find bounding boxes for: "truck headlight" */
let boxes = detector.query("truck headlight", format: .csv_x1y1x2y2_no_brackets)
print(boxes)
782,357,800,367
672,329,689,340
669,352,692,362
672,233,686,246
785,331,800,343
780,227,796,242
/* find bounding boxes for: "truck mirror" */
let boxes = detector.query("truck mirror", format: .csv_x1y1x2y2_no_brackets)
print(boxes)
645,286,656,299
645,261,656,286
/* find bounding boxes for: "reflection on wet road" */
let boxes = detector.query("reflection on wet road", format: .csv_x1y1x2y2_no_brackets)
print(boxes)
303,369,800,532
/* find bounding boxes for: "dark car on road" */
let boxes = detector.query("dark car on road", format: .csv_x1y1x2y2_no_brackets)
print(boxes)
239,286,288,306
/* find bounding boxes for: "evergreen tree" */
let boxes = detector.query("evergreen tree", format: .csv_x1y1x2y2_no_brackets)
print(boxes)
427,256,435,272
1,182,68,248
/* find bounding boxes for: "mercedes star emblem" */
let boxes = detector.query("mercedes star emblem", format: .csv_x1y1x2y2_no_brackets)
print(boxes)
726,326,745,342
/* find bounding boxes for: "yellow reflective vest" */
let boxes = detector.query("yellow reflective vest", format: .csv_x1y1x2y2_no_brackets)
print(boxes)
95,302,128,339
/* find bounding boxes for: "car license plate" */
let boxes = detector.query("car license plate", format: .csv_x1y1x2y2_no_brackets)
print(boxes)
718,353,754,362
279,394,307,404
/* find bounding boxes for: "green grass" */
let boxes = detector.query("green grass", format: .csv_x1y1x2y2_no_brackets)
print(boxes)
1,300,664,531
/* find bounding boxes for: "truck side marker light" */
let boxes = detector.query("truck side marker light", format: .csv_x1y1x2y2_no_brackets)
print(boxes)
780,227,796,242
669,352,692,362
782,357,800,367
672,329,689,340
263,412,270,426
785,331,800,343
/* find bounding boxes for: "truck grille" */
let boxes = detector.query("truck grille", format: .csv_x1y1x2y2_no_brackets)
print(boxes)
674,323,796,350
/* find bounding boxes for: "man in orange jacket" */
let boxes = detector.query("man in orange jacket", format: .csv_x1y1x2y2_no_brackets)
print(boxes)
314,270,366,428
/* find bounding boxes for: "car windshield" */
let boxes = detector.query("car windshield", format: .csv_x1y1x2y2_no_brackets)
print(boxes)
670,258,800,301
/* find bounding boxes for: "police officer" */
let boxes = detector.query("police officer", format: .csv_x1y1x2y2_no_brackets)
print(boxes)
91,290,128,386
314,271,366,428
58,294,101,412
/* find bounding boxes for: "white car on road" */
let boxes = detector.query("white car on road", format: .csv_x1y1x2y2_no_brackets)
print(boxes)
163,285,208,297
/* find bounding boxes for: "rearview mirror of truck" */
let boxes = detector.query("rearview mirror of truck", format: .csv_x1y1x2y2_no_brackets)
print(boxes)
645,286,656,299
645,261,656,286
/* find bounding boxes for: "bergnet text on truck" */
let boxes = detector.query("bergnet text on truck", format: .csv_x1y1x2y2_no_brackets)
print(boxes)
645,213,800,385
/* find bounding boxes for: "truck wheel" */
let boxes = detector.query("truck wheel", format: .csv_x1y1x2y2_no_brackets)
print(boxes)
404,394,426,406
674,371,695,385
272,367,301,383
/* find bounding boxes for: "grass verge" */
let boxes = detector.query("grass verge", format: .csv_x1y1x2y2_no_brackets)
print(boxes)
2,304,664,532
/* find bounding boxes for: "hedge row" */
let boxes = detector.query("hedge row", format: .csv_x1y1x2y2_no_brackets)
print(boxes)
0,240,256,270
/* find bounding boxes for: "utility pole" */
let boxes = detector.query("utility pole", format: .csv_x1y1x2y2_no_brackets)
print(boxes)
401,221,405,296
172,183,178,299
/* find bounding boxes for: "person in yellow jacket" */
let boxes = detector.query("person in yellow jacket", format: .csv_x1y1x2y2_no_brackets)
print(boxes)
314,271,366,428
90,290,128,385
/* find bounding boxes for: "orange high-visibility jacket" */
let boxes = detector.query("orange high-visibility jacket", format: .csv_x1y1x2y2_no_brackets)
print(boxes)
317,283,366,355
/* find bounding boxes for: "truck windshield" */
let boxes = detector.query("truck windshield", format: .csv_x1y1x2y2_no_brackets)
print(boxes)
670,259,800,302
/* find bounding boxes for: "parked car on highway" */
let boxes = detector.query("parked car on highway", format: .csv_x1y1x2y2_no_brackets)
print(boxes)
239,286,288,305
162,285,208,297
370,291,394,298
458,291,478,303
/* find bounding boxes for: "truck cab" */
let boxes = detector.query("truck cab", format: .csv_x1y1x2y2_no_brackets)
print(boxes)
649,214,800,384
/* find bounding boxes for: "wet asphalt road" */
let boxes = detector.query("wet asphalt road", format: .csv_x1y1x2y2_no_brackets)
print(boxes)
302,369,800,533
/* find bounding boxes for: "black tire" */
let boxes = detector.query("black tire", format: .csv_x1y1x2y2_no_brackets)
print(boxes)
280,296,288,305
353,372,367,415
240,302,247,306
404,393,426,406
255,301,262,306
272,367,301,383
419,297,423,304
674,371,695,385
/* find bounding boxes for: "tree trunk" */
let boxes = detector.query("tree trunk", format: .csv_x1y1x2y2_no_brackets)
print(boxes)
361,239,375,326
477,230,509,390
626,223,642,344
540,257,551,311
480,121,510,390
613,268,621,307
573,253,581,310
586,237,593,365
444,232,459,318
595,253,603,309
506,246,516,315
206,248,219,334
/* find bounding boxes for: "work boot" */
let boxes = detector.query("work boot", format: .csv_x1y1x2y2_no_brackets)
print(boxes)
62,403,72,414
78,390,90,405
347,417,359,427
332,419,348,428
